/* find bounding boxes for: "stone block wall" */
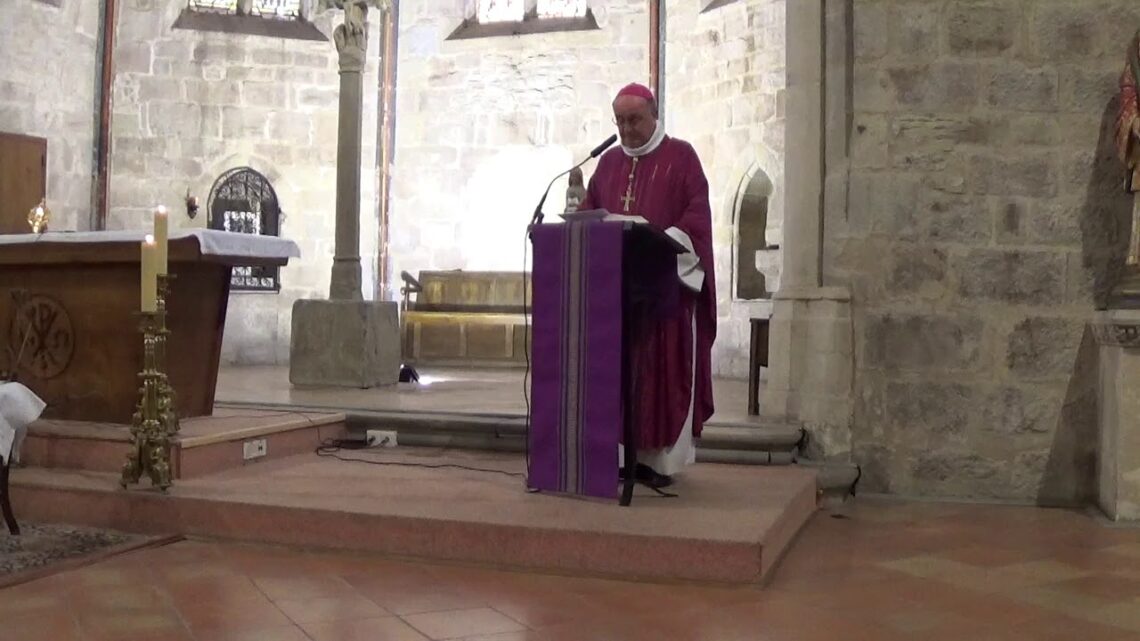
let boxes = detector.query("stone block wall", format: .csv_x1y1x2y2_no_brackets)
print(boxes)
840,0,1138,502
388,0,649,299
108,1,383,364
0,0,101,231
665,0,784,377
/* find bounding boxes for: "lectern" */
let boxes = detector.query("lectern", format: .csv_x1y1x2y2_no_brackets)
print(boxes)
526,216,684,505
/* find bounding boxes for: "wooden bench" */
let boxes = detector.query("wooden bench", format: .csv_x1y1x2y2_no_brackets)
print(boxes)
400,270,530,367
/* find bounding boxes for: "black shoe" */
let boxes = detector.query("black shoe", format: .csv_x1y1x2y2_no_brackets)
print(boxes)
619,463,672,489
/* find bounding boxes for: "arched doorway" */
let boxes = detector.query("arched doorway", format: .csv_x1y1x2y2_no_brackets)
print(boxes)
731,165,775,300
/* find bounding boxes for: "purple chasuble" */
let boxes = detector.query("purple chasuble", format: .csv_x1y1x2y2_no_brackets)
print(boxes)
578,136,717,450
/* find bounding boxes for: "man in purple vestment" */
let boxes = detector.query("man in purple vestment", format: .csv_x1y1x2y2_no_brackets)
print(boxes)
578,82,717,488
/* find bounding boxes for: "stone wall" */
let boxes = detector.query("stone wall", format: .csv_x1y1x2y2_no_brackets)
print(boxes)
387,0,649,299
665,0,784,377
840,0,1138,502
109,1,382,364
0,0,101,231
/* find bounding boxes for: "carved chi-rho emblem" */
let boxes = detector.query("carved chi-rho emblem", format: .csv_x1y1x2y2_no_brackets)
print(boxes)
10,295,74,379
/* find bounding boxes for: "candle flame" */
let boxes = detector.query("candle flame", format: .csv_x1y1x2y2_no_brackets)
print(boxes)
145,234,155,244
156,205,167,215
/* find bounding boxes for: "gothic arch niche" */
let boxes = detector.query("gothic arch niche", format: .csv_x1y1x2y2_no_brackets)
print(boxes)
731,164,775,300
208,166,283,292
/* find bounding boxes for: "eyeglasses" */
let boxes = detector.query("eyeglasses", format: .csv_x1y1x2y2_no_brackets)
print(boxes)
612,115,645,128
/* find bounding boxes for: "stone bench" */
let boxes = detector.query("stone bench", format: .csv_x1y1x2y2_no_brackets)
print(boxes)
400,270,529,367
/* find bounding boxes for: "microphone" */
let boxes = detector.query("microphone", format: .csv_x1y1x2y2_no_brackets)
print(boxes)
529,134,618,230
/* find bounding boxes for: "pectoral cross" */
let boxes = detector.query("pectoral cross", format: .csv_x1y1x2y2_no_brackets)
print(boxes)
621,157,639,213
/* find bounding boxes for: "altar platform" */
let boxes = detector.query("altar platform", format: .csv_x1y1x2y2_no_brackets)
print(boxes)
6,366,825,586
9,447,817,585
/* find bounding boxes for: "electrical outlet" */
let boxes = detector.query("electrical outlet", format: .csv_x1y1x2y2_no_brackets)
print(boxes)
366,430,397,448
242,438,267,460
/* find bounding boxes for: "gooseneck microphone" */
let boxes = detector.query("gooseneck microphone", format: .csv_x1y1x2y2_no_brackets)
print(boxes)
529,134,618,230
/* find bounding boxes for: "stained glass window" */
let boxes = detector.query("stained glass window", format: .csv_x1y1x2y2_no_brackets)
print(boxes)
477,0,524,23
536,0,587,19
187,0,302,19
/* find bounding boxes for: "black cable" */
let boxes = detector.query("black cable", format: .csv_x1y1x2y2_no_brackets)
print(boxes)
314,438,525,479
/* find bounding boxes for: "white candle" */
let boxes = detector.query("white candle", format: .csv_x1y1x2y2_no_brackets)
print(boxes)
141,234,157,313
154,205,169,276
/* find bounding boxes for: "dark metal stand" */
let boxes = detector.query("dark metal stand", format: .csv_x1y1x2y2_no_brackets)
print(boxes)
1,460,18,535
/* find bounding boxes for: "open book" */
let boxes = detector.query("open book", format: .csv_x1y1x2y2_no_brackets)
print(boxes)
559,209,649,225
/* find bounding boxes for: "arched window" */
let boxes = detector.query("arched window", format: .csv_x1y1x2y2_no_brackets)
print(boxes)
732,166,775,300
207,167,282,292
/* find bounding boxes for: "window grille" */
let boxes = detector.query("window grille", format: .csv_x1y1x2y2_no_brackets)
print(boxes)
536,0,586,19
187,0,302,19
207,167,283,292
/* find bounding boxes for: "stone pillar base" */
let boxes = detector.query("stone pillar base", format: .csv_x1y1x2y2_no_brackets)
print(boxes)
289,299,400,388
760,286,853,459
1093,309,1140,521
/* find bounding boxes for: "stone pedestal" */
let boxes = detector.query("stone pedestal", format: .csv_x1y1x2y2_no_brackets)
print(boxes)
760,286,853,459
289,299,400,387
1093,309,1140,521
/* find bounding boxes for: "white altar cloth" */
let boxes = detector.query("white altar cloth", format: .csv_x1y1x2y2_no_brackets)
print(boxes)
0,382,46,465
0,229,300,261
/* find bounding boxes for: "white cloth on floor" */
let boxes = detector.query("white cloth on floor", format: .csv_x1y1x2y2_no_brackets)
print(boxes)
0,383,46,465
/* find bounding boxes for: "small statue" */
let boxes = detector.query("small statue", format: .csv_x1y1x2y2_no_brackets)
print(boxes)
565,167,587,212
27,200,49,234
1114,29,1140,266
318,0,389,72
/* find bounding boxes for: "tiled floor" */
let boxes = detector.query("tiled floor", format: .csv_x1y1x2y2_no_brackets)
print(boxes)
3,498,1140,641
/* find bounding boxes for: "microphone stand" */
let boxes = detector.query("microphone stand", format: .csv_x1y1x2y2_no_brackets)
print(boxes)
528,134,617,232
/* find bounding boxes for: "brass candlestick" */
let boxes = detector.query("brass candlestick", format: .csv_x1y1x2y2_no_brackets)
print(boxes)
155,274,180,440
121,275,179,490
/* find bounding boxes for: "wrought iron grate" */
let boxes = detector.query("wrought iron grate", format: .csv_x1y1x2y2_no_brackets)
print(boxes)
208,167,283,293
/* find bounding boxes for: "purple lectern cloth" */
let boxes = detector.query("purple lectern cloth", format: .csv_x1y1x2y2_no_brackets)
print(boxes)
527,221,623,499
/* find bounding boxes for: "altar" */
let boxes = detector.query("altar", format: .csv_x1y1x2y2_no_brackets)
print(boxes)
0,229,299,423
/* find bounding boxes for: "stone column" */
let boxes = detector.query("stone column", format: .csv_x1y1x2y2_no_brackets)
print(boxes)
1093,310,1140,521
329,1,367,300
289,0,400,388
760,0,854,459
779,0,823,290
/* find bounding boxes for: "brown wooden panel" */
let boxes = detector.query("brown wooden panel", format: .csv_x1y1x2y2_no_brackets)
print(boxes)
0,238,251,424
0,132,47,235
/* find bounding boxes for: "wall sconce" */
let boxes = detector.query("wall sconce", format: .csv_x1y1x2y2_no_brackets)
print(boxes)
185,189,199,220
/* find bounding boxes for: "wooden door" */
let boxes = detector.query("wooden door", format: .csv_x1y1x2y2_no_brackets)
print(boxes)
0,132,47,234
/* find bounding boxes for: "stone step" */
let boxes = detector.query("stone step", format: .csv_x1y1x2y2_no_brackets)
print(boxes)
342,410,804,454
214,401,853,501
216,402,804,455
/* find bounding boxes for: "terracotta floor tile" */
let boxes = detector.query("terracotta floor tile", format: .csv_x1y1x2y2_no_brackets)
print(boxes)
302,616,431,641
191,624,314,641
403,607,528,640
77,609,192,641
0,612,82,641
177,596,294,633
253,574,356,601
1048,574,1140,600
8,499,1140,641
357,585,489,616
164,575,269,605
274,593,391,624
